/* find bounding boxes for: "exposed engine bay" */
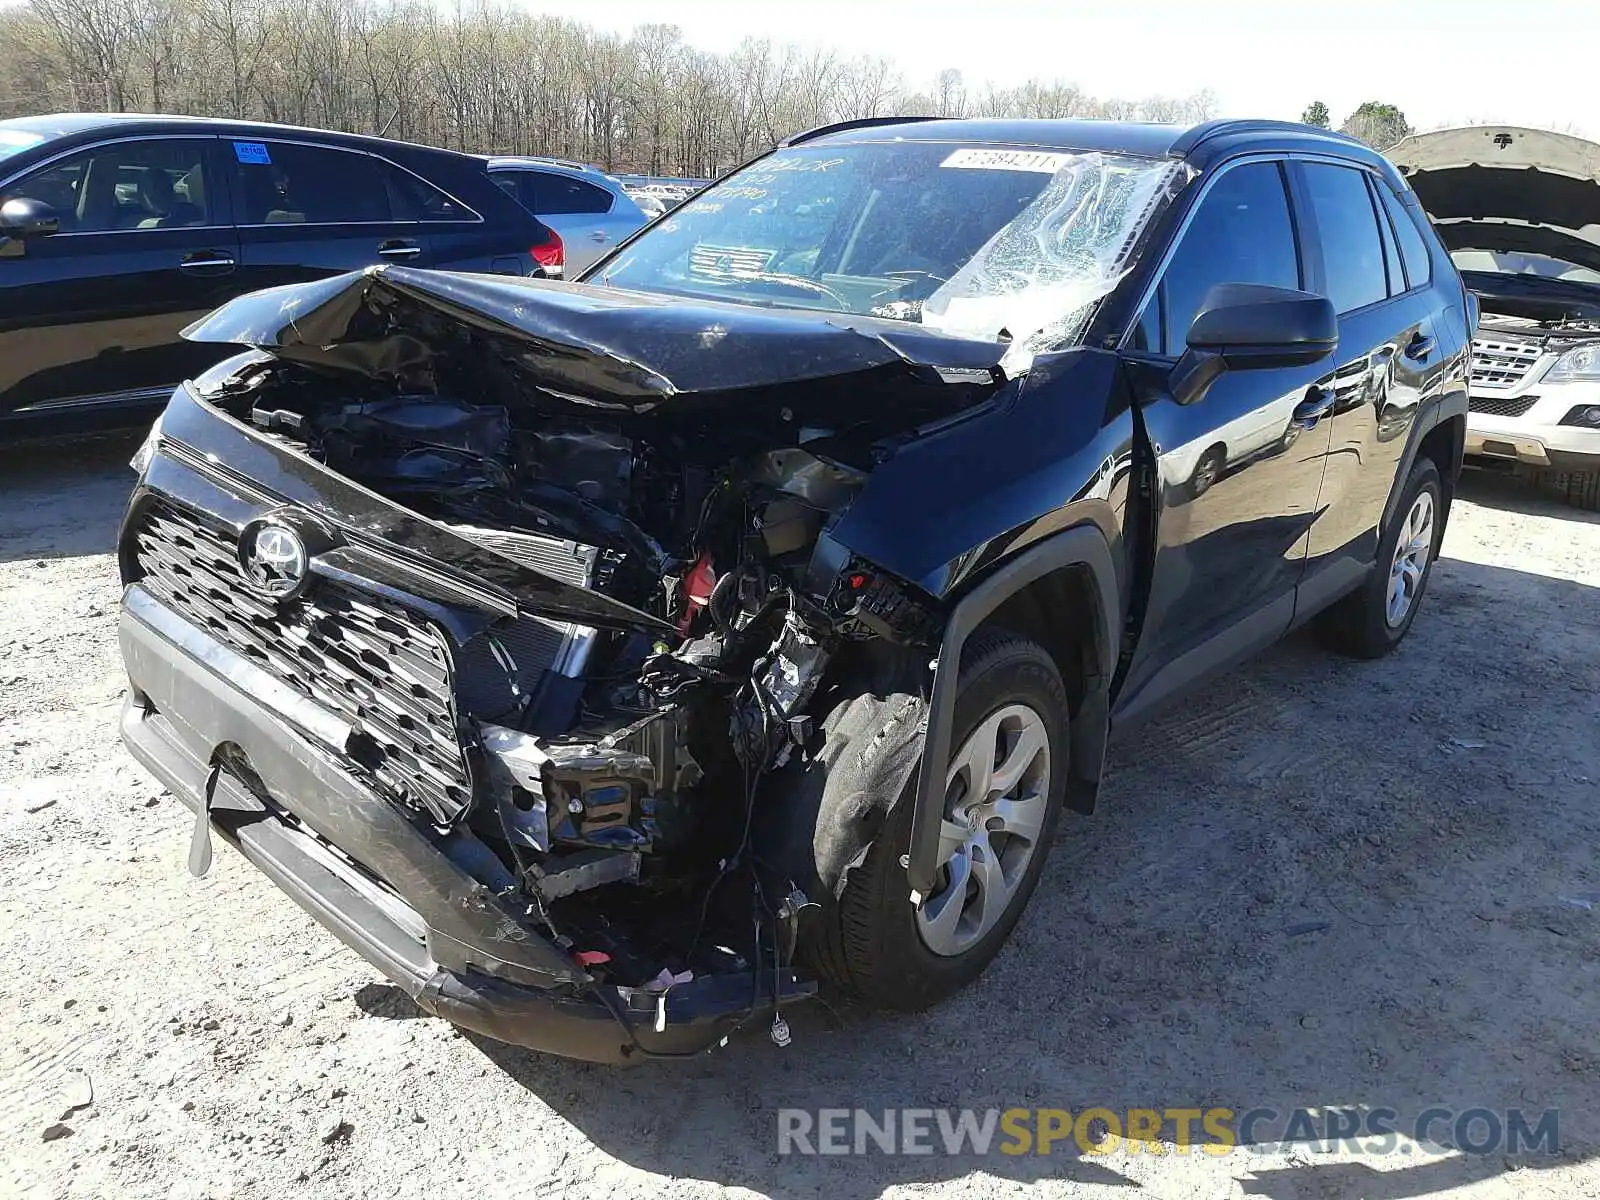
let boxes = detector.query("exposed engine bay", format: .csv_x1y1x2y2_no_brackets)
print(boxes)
176,267,1013,1030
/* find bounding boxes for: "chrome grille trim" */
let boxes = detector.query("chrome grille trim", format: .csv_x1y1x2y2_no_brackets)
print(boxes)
1470,336,1544,390
688,244,776,277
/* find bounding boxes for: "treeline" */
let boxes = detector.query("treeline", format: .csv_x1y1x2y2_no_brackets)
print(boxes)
0,0,1218,176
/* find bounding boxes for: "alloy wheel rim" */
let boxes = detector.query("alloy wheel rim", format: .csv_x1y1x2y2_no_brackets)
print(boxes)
915,703,1051,958
1386,489,1435,627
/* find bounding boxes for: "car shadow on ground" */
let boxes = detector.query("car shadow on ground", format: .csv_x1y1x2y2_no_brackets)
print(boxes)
0,431,142,563
358,553,1597,1200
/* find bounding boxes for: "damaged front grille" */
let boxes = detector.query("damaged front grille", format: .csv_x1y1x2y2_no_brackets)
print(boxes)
132,501,474,825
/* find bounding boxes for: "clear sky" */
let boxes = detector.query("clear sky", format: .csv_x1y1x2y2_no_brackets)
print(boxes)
529,0,1599,139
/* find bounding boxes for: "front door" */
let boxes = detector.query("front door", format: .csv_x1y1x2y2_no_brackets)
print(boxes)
1115,159,1336,722
0,135,239,422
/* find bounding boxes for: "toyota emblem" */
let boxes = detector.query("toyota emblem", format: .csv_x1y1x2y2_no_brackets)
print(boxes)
239,522,309,600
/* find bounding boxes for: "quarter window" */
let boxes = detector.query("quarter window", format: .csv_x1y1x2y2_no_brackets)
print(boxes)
1376,183,1432,290
1,139,213,232
1301,163,1388,314
1369,175,1405,297
388,166,473,222
232,141,391,225
1135,161,1301,357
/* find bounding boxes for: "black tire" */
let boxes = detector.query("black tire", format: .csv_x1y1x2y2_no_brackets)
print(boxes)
1528,465,1600,513
798,630,1070,1011
1316,456,1443,659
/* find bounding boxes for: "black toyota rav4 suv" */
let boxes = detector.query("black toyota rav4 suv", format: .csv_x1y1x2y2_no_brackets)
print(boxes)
117,117,1471,1062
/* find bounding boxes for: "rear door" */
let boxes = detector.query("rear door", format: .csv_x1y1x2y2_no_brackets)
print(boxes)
1114,158,1336,723
1290,160,1444,607
0,135,240,423
226,137,431,293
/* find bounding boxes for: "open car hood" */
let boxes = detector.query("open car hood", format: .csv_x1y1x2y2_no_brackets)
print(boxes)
1389,126,1600,273
181,265,1010,413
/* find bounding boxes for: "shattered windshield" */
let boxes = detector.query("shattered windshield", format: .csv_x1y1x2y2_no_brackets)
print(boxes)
594,142,1185,355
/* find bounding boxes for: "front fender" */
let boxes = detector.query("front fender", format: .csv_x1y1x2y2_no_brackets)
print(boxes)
829,347,1134,599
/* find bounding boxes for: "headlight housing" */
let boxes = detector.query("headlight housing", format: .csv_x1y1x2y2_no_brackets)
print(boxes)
129,412,163,475
1545,342,1600,383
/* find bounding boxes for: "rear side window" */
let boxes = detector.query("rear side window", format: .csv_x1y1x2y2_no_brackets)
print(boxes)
2,138,214,232
1376,183,1432,290
1301,163,1387,314
232,141,390,224
526,171,613,215
1136,160,1301,356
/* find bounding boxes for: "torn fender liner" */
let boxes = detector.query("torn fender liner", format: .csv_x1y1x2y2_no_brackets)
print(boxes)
757,689,929,902
180,265,1012,408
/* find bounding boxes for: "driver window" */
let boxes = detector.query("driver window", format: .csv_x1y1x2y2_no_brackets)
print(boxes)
1,139,213,233
1133,161,1301,356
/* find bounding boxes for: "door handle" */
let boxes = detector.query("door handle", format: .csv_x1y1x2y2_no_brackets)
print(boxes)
1292,386,1336,427
378,240,421,259
1405,331,1436,361
178,251,235,275
589,231,610,243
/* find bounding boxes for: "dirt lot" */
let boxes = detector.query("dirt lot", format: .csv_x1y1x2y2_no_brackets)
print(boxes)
1,434,1597,1200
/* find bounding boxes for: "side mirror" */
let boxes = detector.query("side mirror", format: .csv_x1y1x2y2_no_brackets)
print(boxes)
1170,283,1337,405
0,197,61,240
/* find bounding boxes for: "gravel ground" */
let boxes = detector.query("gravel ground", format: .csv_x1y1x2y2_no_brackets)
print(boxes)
1,434,1598,1200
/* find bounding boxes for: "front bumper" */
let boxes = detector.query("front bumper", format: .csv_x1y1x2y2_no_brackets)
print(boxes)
1465,382,1600,470
119,585,799,1063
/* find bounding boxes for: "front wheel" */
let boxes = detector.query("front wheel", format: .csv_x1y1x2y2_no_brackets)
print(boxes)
1316,456,1444,658
1188,444,1227,499
799,630,1070,1011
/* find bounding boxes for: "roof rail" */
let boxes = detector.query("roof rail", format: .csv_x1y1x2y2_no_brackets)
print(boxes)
781,115,951,147
1170,118,1364,155
493,153,592,172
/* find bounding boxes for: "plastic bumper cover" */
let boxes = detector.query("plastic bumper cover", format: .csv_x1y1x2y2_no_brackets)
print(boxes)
118,584,802,1063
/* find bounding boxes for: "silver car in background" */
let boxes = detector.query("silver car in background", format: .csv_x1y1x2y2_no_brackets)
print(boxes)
485,156,649,274
1391,126,1600,485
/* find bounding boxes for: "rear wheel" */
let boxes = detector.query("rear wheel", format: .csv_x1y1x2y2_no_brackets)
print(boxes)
799,630,1070,1011
1317,456,1443,658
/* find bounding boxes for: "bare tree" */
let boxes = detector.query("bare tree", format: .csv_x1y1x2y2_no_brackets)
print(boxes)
0,1,1248,176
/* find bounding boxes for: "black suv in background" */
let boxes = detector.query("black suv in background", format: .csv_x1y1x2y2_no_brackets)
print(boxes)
118,117,1471,1061
0,114,558,438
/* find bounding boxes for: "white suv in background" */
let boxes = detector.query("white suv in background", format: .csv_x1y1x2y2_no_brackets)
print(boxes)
1391,127,1600,479
485,157,649,274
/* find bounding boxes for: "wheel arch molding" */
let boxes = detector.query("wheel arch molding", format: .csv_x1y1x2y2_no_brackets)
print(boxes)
903,523,1121,898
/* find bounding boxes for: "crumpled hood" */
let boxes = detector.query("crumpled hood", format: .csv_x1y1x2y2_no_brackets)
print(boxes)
1389,126,1600,273
181,265,1010,413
